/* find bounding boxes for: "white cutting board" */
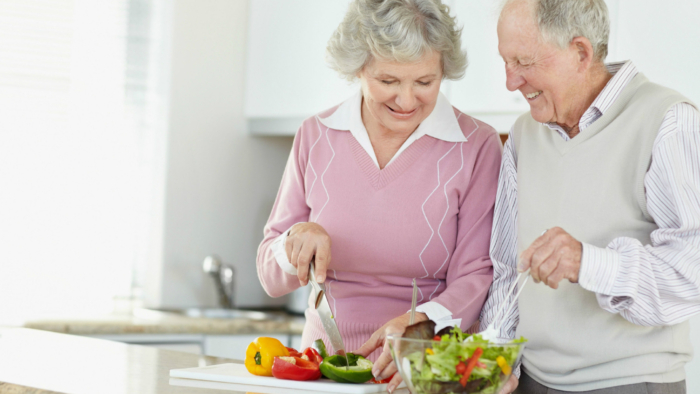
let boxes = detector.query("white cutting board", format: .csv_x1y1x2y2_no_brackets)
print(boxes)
170,363,390,393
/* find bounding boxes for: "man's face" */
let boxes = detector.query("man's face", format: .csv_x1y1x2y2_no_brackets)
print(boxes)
497,2,583,126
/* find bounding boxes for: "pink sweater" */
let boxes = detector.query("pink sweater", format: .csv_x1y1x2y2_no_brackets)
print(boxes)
256,104,502,360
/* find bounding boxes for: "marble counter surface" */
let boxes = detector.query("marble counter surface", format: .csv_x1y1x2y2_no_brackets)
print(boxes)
23,308,305,336
0,327,245,393
0,328,404,394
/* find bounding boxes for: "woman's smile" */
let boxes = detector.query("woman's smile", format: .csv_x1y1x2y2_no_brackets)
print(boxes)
385,104,418,119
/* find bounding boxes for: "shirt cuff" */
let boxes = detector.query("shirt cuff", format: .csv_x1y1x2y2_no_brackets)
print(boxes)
578,242,621,295
409,302,462,332
270,225,299,276
414,301,453,321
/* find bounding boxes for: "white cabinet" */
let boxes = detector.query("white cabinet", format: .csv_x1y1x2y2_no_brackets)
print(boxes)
244,0,700,135
203,334,289,359
92,333,294,360
245,0,357,123
244,0,526,134
609,0,700,103
444,0,528,114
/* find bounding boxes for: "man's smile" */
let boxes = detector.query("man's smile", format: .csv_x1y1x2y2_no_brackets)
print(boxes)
525,91,543,100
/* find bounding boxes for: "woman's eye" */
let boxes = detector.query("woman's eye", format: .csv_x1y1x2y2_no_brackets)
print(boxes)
381,80,394,85
418,81,432,86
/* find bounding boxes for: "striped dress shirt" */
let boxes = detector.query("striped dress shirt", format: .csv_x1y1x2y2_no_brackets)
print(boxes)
480,61,700,345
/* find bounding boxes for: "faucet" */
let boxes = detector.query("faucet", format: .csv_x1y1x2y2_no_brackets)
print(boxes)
202,255,235,309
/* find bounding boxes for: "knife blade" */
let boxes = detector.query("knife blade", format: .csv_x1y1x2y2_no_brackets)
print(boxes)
309,260,349,369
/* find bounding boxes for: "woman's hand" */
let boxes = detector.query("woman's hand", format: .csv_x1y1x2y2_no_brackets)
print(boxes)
499,375,518,393
354,312,428,393
285,222,332,286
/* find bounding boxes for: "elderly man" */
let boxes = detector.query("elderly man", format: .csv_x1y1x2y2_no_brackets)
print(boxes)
481,0,700,393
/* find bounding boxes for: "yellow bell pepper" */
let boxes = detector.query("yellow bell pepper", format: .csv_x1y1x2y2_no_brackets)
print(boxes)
496,356,512,375
244,337,290,376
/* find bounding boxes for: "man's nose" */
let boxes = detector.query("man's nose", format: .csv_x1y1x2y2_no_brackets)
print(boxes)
395,85,416,110
505,64,525,92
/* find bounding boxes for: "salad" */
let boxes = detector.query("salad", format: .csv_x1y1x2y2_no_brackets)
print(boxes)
394,321,526,394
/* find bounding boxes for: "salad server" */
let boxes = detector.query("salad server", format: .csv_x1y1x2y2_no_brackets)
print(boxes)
480,229,548,341
309,260,350,369
479,272,529,342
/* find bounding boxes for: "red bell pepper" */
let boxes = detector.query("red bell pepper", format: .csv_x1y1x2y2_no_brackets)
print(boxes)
459,347,483,387
285,347,303,358
370,372,395,384
301,347,323,365
272,356,321,381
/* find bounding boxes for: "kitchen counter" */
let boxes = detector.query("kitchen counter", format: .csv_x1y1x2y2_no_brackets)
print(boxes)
23,308,305,336
0,327,241,393
0,328,404,394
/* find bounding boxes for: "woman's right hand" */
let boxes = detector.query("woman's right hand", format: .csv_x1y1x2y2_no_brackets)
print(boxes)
285,222,332,286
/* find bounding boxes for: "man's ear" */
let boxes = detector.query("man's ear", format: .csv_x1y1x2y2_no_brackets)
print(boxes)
570,36,595,72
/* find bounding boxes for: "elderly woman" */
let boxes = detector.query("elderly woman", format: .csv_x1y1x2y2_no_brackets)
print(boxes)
256,0,501,390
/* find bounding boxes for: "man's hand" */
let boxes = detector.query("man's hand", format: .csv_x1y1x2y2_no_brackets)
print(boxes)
285,222,332,286
354,312,428,393
499,375,519,393
518,227,582,289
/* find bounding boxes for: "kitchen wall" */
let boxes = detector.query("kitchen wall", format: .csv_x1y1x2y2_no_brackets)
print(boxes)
144,0,293,309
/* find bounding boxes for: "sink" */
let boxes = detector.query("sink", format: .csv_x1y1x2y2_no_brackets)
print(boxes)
133,308,286,321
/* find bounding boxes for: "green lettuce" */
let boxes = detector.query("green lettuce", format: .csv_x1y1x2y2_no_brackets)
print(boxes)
404,326,526,394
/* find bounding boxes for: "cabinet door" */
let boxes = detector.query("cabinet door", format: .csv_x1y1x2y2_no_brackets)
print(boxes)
445,0,528,116
245,0,357,120
610,0,700,103
146,343,203,355
203,334,290,360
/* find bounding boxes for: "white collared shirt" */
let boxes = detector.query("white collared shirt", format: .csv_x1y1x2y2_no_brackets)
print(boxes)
318,89,468,169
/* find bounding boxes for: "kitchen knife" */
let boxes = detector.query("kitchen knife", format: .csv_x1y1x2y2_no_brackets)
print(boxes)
309,260,350,369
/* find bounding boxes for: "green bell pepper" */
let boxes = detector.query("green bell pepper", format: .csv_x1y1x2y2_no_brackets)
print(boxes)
319,353,374,384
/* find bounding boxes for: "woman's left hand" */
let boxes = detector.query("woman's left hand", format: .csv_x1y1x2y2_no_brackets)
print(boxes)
354,312,428,393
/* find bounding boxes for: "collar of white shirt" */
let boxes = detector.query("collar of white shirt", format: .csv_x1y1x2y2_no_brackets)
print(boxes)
318,89,467,168
545,60,637,141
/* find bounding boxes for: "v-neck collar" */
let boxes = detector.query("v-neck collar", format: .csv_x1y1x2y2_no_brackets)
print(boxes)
346,130,437,189
544,61,637,141
318,89,466,169
549,72,648,156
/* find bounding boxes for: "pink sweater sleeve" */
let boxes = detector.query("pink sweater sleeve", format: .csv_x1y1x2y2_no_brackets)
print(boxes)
256,125,311,298
431,130,502,327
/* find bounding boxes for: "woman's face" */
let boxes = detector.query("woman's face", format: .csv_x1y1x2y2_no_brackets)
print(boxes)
359,50,443,136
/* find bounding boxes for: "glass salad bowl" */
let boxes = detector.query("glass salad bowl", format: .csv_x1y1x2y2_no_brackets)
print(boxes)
388,331,525,394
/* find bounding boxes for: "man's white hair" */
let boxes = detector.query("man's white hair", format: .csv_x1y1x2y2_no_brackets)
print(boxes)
504,0,610,61
326,0,467,81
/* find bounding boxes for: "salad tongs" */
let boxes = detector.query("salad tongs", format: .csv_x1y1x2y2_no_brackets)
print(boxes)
478,272,529,342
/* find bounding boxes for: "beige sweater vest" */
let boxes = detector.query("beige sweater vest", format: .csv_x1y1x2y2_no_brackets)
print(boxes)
513,73,695,391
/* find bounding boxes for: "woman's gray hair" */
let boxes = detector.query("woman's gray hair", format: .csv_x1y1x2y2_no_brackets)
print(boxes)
326,0,467,81
506,0,610,61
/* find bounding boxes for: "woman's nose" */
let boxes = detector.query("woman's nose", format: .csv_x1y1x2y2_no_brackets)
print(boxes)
395,86,416,110
505,64,525,92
